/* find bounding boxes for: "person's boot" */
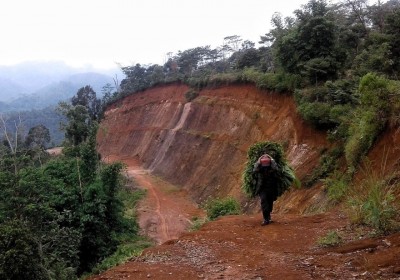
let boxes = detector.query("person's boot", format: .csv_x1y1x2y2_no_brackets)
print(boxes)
261,219,270,226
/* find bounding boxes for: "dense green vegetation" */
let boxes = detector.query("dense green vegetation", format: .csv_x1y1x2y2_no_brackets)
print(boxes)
0,87,147,279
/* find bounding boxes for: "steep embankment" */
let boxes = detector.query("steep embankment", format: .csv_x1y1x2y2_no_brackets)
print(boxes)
95,83,400,279
97,83,328,213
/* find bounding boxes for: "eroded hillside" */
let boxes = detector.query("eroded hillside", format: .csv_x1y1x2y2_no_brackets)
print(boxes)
94,83,400,279
97,83,328,212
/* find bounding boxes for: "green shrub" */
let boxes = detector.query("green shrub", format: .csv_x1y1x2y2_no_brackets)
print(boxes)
204,197,241,220
207,72,242,87
240,67,263,84
303,148,342,187
90,237,152,275
257,72,302,92
352,40,393,77
184,89,199,102
297,102,334,129
317,230,342,247
345,73,391,169
345,109,382,168
359,73,390,112
322,171,350,203
388,80,400,127
294,80,359,133
0,220,48,280
328,104,354,127
188,216,207,231
294,86,329,103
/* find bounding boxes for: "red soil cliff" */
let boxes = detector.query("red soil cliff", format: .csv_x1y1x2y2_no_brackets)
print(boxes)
94,83,400,280
97,83,328,212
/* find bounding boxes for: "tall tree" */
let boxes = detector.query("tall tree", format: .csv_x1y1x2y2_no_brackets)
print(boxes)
72,85,101,123
274,0,344,82
120,64,151,93
385,8,400,76
25,124,50,150
58,103,90,146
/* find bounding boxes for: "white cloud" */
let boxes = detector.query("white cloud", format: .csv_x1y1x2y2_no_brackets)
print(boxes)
0,0,309,69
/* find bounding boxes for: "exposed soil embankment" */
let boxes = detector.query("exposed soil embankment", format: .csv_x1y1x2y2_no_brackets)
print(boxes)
97,83,327,213
94,83,400,280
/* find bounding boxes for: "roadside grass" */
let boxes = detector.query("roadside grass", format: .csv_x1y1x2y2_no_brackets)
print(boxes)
88,236,153,276
189,216,208,232
317,155,399,246
346,159,399,234
322,170,351,204
317,230,343,247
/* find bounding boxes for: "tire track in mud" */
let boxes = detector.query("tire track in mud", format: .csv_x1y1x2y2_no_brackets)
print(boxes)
129,168,170,243
120,157,204,245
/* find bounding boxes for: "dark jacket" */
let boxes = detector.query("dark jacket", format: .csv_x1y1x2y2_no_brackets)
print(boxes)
252,157,278,199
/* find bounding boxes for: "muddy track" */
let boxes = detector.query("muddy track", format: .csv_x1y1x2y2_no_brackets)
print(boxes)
128,167,171,243
114,156,204,244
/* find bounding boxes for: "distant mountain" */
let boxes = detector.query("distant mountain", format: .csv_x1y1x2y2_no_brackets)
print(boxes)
6,81,78,111
0,61,81,93
0,62,124,145
0,61,124,103
3,72,115,111
65,72,116,94
0,100,9,111
0,77,27,102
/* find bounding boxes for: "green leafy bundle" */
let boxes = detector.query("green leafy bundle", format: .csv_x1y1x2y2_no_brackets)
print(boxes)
242,141,299,198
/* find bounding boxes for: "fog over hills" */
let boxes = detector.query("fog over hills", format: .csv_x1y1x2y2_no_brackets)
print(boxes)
0,61,123,105
5,72,116,111
0,61,124,145
0,77,28,102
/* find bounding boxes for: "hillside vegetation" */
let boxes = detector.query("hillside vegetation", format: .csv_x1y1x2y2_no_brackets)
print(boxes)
100,0,400,227
0,88,150,279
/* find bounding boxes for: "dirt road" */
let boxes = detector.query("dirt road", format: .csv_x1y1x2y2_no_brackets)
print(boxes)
108,156,204,244
92,156,400,280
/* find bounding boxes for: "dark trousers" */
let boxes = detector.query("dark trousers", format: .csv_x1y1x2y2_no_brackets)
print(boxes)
259,190,274,221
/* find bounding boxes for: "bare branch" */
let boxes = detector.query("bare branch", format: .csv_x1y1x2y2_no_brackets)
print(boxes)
0,114,15,154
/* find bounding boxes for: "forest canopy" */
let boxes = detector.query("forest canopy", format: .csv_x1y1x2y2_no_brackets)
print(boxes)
110,0,400,98
0,86,146,279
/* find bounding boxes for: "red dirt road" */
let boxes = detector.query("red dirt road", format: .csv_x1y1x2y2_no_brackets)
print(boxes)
107,155,204,244
92,156,400,280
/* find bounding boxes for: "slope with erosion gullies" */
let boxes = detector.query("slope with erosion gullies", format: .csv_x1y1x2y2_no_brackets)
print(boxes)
97,83,328,213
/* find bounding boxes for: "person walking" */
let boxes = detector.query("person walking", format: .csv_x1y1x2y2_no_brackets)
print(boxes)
253,154,279,226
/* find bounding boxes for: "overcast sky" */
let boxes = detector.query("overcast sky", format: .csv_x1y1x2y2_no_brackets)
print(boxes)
0,0,312,69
